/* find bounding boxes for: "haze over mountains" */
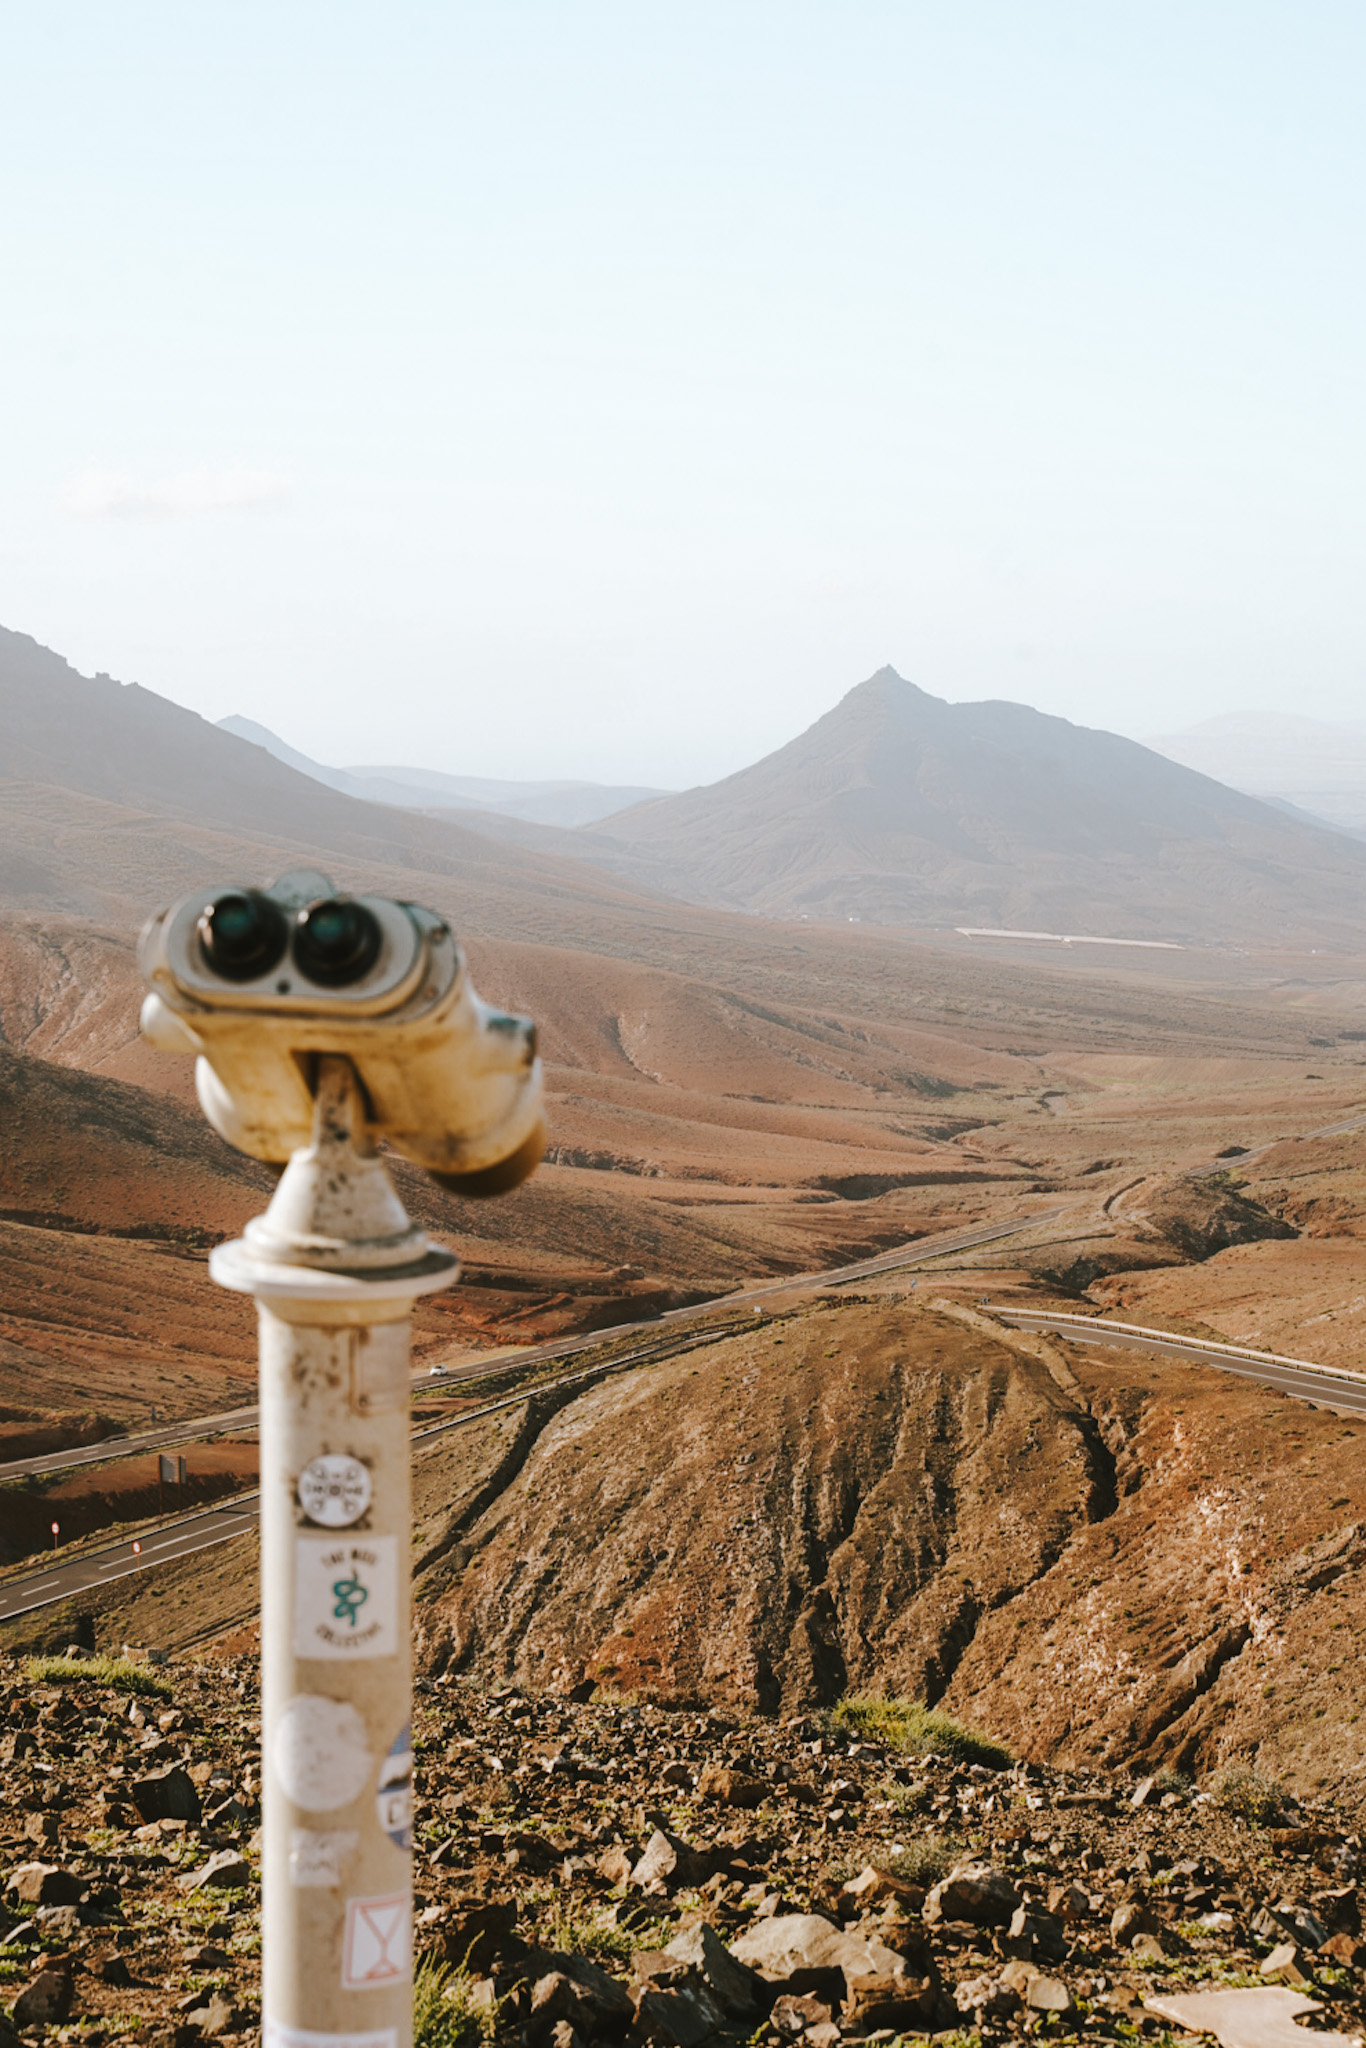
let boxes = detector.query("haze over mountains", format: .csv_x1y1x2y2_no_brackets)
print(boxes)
0,624,666,934
217,715,666,828
1147,709,1366,836
580,667,1366,944
4,627,1366,948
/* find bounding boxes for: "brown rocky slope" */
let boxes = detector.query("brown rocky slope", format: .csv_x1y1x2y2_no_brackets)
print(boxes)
1,1650,1364,2048
411,1293,1366,1813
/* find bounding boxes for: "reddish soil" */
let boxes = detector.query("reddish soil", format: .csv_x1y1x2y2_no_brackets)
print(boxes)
0,1440,259,1564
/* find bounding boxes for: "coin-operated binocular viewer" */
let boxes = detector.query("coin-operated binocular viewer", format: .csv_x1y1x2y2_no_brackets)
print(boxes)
140,870,544,2048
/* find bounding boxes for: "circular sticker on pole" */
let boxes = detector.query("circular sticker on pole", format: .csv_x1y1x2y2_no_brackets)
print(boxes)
299,1454,372,1529
273,1695,372,1812
377,1724,413,1850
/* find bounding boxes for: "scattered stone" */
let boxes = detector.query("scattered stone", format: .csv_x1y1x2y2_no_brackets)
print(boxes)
632,1970,727,2048
176,1848,251,1892
696,1764,766,1809
922,1861,1019,1926
12,1965,72,2027
663,1919,763,2016
1046,1879,1092,1923
1000,1958,1074,2012
1259,1941,1312,1985
1146,1986,1361,2048
0,1653,1359,2048
770,1992,833,2037
838,1864,923,1912
1007,1905,1068,1961
730,1910,925,2021
437,1898,520,1972
529,1952,634,2039
34,1902,81,1941
1023,1972,1074,2015
183,1943,234,1968
129,1762,202,1825
181,1991,241,2037
955,1972,1022,2022
1112,1899,1157,1941
631,1828,707,1890
5,1862,84,1907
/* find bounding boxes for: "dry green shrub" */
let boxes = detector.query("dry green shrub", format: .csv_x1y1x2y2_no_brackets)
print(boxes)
832,1694,1010,1769
885,1832,964,1887
24,1652,172,1700
413,1959,497,2048
1206,1765,1283,1825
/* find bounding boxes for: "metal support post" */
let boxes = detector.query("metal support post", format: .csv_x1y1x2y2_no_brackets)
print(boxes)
211,1058,458,2048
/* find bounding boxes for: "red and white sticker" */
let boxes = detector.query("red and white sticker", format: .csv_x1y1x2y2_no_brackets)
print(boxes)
341,1892,410,1990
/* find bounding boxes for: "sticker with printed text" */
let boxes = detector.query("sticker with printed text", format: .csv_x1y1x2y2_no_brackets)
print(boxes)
376,1725,412,1850
341,1892,411,1991
295,1536,398,1660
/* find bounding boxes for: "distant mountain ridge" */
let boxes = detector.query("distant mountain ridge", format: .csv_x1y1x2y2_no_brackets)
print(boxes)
217,715,667,827
3,629,1365,948
0,624,665,928
577,667,1366,944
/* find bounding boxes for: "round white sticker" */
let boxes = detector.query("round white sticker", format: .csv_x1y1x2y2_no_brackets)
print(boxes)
298,1454,372,1529
273,1695,372,1812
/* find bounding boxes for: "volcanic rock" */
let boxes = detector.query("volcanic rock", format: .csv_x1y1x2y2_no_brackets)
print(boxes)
12,1965,72,2026
662,1921,763,2017
922,1862,1019,1927
5,1863,84,1906
528,1952,633,2040
130,1765,202,1825
696,1765,766,1810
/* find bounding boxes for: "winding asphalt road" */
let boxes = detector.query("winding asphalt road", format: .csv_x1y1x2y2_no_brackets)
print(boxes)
989,1306,1366,1415
0,1207,1069,1487
0,1204,1070,1623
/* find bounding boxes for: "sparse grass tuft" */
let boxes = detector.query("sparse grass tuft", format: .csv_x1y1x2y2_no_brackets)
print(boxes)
880,1777,933,1815
23,1653,172,1699
832,1694,1011,1769
541,1901,635,1964
1206,1765,1284,1825
412,1959,497,2048
884,1832,964,1888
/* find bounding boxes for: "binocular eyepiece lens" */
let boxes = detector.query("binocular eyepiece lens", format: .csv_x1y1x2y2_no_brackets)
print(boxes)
197,890,289,981
293,897,382,986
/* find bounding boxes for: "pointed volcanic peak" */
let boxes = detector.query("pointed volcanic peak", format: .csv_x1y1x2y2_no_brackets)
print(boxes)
590,667,1366,945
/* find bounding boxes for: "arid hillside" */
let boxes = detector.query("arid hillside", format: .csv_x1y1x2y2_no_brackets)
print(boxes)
578,667,1366,943
400,1290,1366,1812
0,624,673,932
3,621,1366,1813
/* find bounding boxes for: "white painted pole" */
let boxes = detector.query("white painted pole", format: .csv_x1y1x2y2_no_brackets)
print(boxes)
211,1059,458,2048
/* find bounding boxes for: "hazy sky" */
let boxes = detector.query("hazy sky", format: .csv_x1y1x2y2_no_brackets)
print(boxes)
3,3,1365,786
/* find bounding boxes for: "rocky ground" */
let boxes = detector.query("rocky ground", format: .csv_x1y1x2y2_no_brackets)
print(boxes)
1,1654,1363,2048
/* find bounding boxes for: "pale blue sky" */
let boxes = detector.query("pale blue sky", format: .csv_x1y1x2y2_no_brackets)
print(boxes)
3,3,1364,785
